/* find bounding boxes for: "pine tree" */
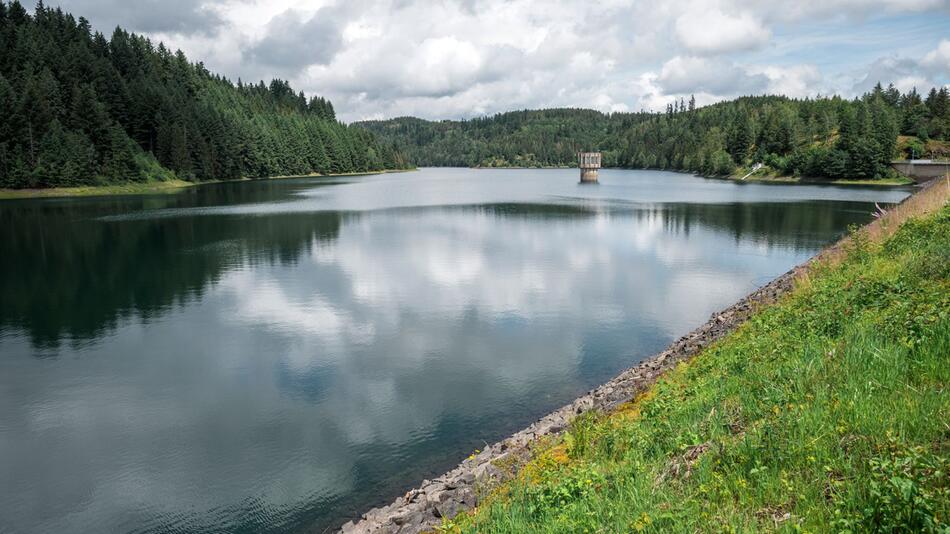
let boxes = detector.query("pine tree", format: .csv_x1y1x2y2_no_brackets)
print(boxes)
899,88,928,137
68,84,112,157
102,125,140,181
33,119,96,186
869,96,897,166
927,87,949,139
19,68,64,161
727,111,753,163
0,73,14,145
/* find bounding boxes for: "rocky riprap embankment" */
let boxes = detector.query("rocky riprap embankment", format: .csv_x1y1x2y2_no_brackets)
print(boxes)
337,263,802,534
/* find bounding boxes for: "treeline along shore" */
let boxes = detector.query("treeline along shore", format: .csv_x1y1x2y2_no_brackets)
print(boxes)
339,177,950,533
358,88,950,183
4,0,947,192
0,1,411,191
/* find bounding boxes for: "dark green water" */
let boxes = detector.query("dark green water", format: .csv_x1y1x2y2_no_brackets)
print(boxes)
0,169,910,533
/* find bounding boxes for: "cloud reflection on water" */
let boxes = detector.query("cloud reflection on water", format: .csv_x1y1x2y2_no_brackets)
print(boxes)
0,170,910,534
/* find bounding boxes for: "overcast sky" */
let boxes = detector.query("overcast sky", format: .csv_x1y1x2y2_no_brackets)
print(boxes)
44,0,950,122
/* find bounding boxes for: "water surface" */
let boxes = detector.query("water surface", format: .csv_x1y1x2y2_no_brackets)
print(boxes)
0,169,911,533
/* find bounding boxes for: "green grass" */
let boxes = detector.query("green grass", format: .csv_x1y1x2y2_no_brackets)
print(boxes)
447,203,950,532
728,166,915,186
0,178,195,199
0,169,416,200
829,177,916,186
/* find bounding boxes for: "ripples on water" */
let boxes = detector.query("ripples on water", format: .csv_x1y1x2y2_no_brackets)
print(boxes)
0,169,911,533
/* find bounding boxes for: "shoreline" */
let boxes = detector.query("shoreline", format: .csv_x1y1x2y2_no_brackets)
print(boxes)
1,166,907,201
667,167,915,187
718,174,915,187
0,169,416,201
472,165,573,170
340,268,802,534
338,178,939,534
455,166,915,187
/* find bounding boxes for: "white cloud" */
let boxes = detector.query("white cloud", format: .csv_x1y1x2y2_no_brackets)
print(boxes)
379,36,489,98
675,8,771,54
43,0,950,120
658,55,769,95
922,39,950,72
758,65,823,98
852,53,942,94
243,7,347,73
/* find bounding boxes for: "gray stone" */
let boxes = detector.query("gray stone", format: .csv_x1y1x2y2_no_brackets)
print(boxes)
456,486,476,505
390,509,415,526
435,498,463,519
473,462,501,483
421,481,445,495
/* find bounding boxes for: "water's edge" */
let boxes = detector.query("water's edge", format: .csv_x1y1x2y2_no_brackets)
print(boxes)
0,169,417,201
334,179,932,534
335,179,938,534
338,268,798,533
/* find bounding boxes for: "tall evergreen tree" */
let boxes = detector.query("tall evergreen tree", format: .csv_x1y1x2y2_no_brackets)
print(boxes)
727,110,753,163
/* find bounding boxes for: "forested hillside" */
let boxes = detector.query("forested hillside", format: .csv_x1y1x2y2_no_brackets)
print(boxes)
359,86,950,180
357,109,652,168
0,1,409,189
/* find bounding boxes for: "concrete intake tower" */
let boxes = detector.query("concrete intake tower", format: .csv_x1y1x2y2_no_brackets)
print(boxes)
578,152,601,183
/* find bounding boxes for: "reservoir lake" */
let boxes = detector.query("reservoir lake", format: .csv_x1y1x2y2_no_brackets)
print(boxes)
0,168,911,533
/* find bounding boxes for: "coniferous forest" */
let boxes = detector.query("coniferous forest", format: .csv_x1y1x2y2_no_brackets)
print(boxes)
3,1,948,188
0,1,410,189
359,87,950,180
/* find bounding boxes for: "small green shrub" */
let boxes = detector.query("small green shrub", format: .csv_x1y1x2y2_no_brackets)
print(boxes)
834,435,949,533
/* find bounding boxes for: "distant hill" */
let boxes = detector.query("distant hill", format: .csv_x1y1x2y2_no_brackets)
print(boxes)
358,88,950,181
356,108,652,168
0,0,410,189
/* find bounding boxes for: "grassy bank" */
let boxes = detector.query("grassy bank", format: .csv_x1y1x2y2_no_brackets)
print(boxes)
446,181,950,533
726,165,916,186
731,175,916,186
0,179,196,199
464,166,915,186
0,169,415,200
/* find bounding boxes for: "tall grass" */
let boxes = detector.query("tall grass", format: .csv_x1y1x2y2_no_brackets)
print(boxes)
446,197,950,532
